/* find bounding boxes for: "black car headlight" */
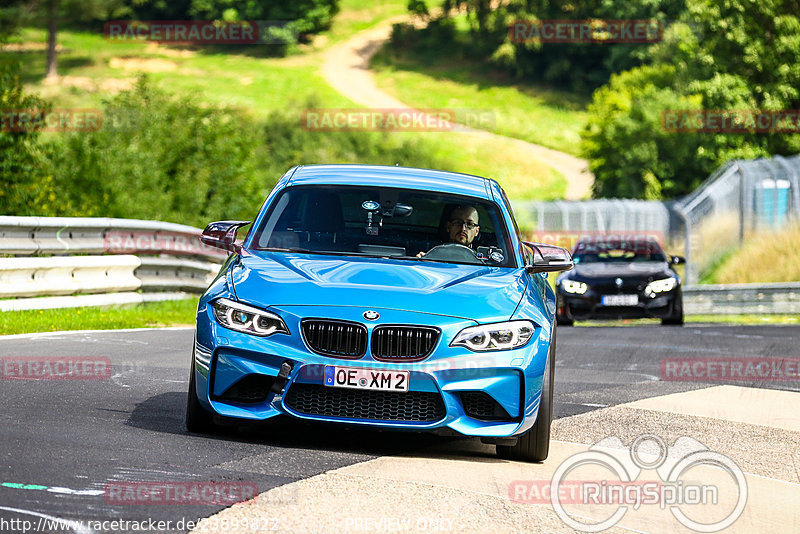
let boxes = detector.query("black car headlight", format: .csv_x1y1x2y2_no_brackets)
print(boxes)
211,298,289,337
450,320,535,352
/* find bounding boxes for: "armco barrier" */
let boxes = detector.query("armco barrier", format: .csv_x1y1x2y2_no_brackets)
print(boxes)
0,216,223,311
0,256,142,298
683,283,800,315
136,257,220,292
0,216,226,258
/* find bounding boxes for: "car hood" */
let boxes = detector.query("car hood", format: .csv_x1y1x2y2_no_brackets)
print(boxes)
570,261,674,282
229,251,527,322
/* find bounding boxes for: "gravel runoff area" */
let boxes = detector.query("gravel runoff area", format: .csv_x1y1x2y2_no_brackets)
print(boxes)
192,385,800,533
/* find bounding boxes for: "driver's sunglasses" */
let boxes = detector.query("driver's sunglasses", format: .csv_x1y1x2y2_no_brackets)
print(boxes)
449,219,479,230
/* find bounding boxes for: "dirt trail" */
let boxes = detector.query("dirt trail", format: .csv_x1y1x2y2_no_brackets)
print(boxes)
321,18,594,200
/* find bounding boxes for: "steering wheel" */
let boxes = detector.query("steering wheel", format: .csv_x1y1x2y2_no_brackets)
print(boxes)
422,243,483,263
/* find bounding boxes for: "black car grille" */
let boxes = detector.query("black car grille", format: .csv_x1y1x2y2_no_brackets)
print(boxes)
284,383,446,422
301,319,367,358
371,326,439,362
460,391,514,421
591,281,645,293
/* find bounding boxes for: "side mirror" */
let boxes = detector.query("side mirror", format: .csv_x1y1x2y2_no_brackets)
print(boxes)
200,220,251,253
671,255,685,265
523,241,574,273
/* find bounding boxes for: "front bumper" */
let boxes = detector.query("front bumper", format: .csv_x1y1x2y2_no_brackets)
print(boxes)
193,300,552,439
558,288,680,320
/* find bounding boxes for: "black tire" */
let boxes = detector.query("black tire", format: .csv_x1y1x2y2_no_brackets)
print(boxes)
661,291,684,326
556,314,573,327
185,355,219,433
556,302,574,326
497,325,556,462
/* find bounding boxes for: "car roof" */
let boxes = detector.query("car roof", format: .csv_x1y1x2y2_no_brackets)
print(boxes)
286,164,493,200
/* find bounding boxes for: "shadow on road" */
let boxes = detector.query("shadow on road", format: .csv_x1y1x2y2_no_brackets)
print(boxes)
125,392,502,462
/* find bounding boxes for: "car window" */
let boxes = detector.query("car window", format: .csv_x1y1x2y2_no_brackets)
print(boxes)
573,239,667,263
249,185,516,267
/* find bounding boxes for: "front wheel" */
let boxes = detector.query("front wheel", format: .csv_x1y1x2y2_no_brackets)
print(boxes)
497,325,556,462
185,356,219,434
662,292,684,326
555,301,574,326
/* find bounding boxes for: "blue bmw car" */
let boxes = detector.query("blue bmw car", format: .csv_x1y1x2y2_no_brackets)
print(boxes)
186,164,573,462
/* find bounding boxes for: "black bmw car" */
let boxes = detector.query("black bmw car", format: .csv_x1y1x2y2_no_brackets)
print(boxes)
555,236,684,326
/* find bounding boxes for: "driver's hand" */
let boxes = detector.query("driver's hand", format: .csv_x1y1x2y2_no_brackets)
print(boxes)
416,251,425,258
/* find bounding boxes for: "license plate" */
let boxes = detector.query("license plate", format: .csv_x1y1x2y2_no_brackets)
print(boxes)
601,294,639,306
324,366,409,392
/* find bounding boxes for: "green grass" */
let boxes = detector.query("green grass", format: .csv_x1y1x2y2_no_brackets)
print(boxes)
0,299,198,335
321,0,408,45
706,224,800,284
2,27,352,115
371,27,589,156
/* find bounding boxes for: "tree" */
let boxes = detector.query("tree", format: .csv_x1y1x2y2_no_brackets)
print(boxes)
22,0,129,78
0,0,26,41
582,0,800,199
0,63,54,215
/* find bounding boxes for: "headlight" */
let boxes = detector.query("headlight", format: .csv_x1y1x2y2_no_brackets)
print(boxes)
450,320,535,352
645,277,677,295
561,280,588,294
211,298,289,337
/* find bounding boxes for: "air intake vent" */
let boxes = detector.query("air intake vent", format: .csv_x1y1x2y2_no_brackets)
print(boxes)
371,326,439,362
217,374,274,404
301,319,367,358
460,391,514,421
285,383,445,422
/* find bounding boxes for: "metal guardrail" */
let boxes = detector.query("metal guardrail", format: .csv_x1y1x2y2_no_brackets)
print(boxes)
0,216,223,311
0,216,226,258
683,283,800,315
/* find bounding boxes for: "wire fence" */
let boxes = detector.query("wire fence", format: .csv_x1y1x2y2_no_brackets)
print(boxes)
674,154,800,284
513,153,800,285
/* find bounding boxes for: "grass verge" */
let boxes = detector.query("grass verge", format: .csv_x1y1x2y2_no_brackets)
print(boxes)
321,0,408,46
707,224,800,284
371,23,589,156
0,299,198,336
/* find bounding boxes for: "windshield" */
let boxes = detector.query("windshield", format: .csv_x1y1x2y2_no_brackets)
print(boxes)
572,238,668,264
249,185,516,267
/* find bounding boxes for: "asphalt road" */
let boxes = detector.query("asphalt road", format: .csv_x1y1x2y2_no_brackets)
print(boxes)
1,325,798,533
